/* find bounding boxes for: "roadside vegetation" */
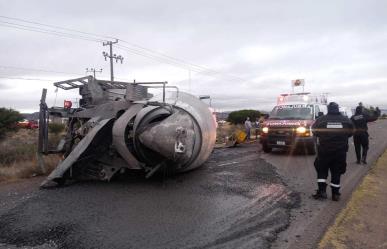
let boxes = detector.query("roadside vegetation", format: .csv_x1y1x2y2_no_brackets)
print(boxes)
0,107,23,139
217,109,262,144
0,124,62,182
227,109,261,124
48,122,65,134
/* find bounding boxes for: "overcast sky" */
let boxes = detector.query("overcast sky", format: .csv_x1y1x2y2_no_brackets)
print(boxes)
0,0,386,113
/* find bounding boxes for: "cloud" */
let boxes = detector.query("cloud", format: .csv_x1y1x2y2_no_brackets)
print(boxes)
0,82,9,90
0,0,387,113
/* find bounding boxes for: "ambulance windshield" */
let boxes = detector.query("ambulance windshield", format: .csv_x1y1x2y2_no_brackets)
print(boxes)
270,104,313,120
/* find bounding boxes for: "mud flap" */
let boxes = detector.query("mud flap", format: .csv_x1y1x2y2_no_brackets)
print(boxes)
40,118,113,188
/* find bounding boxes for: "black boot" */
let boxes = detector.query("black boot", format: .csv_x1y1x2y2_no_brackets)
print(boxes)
312,182,327,200
331,187,341,201
362,152,367,164
312,190,327,200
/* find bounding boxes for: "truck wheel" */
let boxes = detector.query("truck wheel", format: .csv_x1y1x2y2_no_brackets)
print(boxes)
262,142,272,153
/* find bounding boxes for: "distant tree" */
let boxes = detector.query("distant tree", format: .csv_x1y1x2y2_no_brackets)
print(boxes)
227,109,261,124
363,106,381,118
375,107,381,117
0,108,23,139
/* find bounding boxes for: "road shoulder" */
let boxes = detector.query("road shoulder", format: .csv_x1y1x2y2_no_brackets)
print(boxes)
319,149,387,249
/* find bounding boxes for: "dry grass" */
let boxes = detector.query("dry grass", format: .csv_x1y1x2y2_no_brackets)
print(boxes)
216,122,259,143
0,155,59,182
0,129,62,182
319,151,387,249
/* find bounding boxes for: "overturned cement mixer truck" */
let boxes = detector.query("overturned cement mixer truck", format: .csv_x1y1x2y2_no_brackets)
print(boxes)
38,76,216,188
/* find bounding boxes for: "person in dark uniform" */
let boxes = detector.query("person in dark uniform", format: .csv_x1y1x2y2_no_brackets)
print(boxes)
350,105,379,164
311,102,354,201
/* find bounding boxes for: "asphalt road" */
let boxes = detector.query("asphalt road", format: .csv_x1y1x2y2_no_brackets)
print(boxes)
0,144,298,249
1,120,386,249
267,119,387,249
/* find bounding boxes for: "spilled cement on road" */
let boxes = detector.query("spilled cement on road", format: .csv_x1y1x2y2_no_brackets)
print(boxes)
0,144,300,249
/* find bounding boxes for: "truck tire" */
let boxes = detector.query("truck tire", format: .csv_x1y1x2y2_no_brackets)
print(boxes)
262,142,272,153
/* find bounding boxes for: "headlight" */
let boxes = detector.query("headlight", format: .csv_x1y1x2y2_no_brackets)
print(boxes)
296,126,306,134
262,127,269,133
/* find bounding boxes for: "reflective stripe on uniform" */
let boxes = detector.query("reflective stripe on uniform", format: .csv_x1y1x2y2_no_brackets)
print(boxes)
317,179,326,183
330,183,340,188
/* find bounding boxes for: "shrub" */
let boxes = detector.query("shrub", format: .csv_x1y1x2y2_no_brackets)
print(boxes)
363,106,381,118
0,143,36,165
0,108,23,139
48,123,65,135
0,129,61,181
227,109,261,124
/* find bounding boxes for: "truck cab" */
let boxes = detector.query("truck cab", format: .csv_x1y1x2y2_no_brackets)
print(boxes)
260,93,327,154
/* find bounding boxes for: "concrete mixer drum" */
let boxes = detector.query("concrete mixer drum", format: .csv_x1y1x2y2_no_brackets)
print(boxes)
38,76,216,187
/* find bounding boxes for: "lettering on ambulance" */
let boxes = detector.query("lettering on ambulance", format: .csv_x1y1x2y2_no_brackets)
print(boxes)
277,104,307,109
268,122,302,126
267,120,311,127
326,122,343,129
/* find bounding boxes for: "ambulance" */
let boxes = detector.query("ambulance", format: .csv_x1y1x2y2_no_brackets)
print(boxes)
260,92,328,154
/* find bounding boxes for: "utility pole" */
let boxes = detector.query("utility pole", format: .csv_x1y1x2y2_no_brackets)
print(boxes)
102,39,124,82
86,68,103,78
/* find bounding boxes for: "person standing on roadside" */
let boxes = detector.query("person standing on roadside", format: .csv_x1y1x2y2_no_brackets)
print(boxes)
350,105,380,164
254,117,260,140
312,102,354,201
244,117,252,141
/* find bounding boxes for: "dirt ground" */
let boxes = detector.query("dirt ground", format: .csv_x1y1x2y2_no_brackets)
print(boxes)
319,150,387,249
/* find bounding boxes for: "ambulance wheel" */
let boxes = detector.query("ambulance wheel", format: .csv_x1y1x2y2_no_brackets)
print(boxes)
262,142,272,153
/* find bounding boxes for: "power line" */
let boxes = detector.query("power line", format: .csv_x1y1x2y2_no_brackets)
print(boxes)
0,15,251,84
117,39,248,82
115,44,244,84
0,75,54,81
0,15,210,73
0,64,134,82
116,43,247,82
0,20,211,78
0,17,241,82
0,21,103,43
0,65,81,75
0,15,116,41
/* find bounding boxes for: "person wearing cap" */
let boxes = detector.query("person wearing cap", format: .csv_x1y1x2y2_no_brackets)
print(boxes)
311,102,354,201
350,104,379,164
